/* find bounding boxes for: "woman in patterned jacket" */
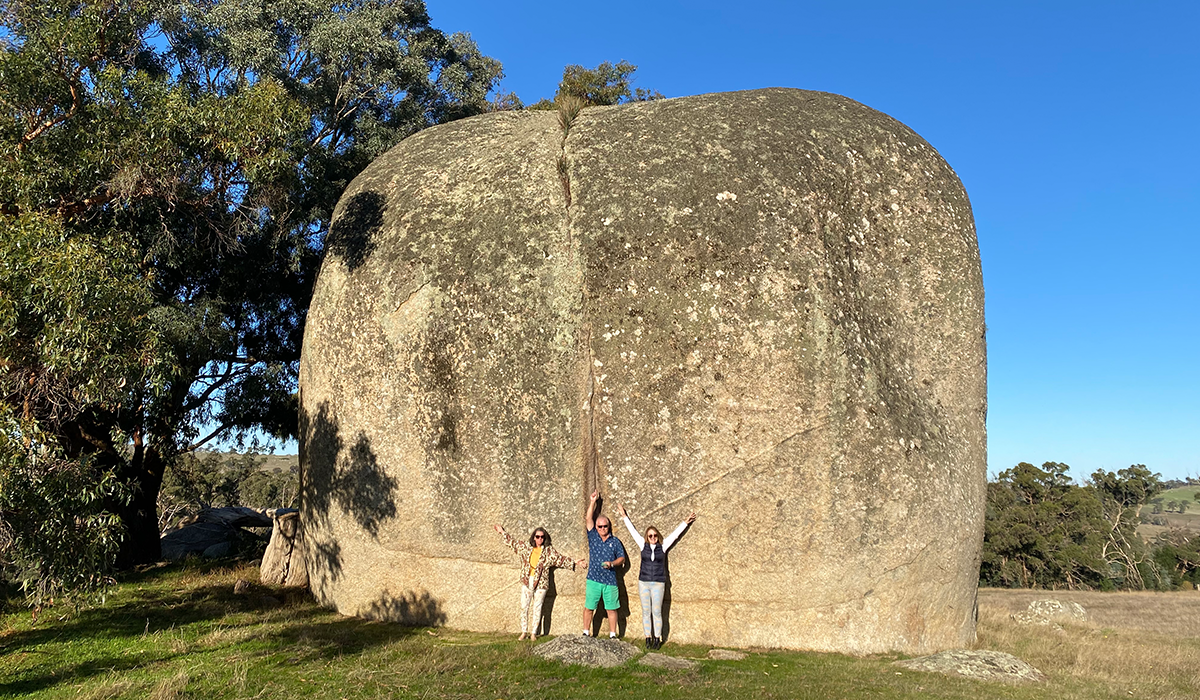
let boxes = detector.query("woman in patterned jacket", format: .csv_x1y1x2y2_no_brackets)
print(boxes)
492,524,586,640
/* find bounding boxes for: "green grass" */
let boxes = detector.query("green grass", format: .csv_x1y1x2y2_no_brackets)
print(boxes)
1,564,1194,699
1152,485,1200,504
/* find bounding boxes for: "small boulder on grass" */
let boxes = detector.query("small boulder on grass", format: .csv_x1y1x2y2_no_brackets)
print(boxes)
532,636,641,668
1010,599,1087,629
1026,599,1087,622
895,649,1046,684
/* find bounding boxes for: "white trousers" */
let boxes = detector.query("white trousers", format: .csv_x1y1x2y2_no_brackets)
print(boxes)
639,581,666,637
520,583,548,634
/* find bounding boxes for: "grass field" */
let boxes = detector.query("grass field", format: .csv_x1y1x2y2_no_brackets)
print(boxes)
3,565,1200,700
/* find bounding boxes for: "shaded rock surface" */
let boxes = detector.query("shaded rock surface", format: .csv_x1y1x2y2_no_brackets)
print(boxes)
639,652,698,670
160,522,237,561
299,88,986,653
895,650,1046,684
532,635,641,668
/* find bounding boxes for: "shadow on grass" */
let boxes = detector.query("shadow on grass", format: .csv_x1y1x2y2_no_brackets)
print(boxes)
0,564,439,697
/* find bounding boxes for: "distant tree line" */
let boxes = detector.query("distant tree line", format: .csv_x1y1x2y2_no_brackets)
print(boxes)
981,462,1200,590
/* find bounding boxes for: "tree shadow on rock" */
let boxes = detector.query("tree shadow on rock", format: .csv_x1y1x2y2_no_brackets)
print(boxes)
326,191,385,271
361,590,447,627
300,402,398,585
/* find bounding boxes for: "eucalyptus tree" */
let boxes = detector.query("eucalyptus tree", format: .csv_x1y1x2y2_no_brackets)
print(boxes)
0,0,502,595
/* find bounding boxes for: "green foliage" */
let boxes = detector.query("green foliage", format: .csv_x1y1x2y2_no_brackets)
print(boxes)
981,461,1168,590
0,214,166,604
981,462,1109,589
529,60,663,110
1152,529,1200,588
0,423,129,606
1089,464,1165,589
0,0,503,588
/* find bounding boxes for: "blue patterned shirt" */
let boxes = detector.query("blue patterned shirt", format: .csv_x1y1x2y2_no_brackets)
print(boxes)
586,528,626,585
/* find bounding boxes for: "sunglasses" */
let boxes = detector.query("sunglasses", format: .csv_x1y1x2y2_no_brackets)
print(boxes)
647,533,659,539
597,524,610,529
534,534,545,539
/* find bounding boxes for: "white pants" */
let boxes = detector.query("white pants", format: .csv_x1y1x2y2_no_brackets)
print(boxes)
520,583,548,634
639,581,666,637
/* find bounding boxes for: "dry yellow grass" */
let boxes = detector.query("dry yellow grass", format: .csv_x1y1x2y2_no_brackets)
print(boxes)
148,671,189,700
976,587,1200,699
979,587,1200,636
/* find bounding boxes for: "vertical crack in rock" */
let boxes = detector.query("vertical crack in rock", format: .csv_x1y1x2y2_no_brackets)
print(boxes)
583,326,600,493
556,97,601,497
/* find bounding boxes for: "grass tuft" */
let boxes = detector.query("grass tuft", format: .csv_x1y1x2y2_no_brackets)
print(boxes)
148,671,189,700
557,95,584,136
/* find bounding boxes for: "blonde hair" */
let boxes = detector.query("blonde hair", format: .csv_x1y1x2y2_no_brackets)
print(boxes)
645,526,662,543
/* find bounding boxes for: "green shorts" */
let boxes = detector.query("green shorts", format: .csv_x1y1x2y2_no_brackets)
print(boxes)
585,579,620,610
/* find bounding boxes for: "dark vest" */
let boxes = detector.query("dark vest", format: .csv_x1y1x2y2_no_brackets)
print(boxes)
639,542,668,582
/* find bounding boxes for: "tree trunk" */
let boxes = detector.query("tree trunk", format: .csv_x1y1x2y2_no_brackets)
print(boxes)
113,446,166,568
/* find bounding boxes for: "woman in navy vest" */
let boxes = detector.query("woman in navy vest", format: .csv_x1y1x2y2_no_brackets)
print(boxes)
615,503,697,650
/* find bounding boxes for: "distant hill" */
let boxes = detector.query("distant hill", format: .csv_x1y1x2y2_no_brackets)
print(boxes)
195,451,298,473
1139,485,1200,539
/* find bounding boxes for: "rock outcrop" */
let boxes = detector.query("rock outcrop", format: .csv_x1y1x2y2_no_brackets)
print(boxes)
532,635,642,668
260,509,308,586
299,88,986,653
895,650,1046,684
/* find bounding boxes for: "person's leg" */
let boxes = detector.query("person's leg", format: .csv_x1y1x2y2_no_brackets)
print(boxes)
583,579,601,635
648,582,665,644
530,587,548,639
519,584,533,639
602,583,620,638
638,582,654,639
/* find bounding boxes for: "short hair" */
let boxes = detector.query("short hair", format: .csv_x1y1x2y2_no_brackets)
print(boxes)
529,527,551,547
595,515,611,527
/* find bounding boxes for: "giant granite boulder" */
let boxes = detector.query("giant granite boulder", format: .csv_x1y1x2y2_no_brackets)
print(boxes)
299,88,986,654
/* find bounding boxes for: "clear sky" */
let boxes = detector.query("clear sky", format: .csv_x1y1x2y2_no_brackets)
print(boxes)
420,0,1199,482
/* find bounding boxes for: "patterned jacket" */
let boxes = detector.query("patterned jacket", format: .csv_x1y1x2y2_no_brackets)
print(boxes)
498,528,576,591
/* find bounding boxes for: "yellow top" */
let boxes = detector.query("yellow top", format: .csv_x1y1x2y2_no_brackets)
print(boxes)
527,547,542,578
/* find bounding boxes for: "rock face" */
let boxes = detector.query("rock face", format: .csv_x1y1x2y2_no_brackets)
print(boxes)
299,88,986,654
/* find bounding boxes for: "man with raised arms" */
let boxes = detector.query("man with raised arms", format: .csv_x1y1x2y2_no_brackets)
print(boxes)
582,489,626,638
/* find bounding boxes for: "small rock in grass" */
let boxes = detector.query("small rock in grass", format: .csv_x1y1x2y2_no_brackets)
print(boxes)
1026,599,1087,621
233,579,251,595
639,653,698,670
895,649,1046,684
707,649,747,660
259,595,281,608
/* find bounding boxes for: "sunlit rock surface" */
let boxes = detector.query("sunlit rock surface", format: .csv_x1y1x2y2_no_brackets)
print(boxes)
299,88,986,653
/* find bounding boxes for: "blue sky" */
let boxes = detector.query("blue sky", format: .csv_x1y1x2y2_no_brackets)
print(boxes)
422,1,1199,482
